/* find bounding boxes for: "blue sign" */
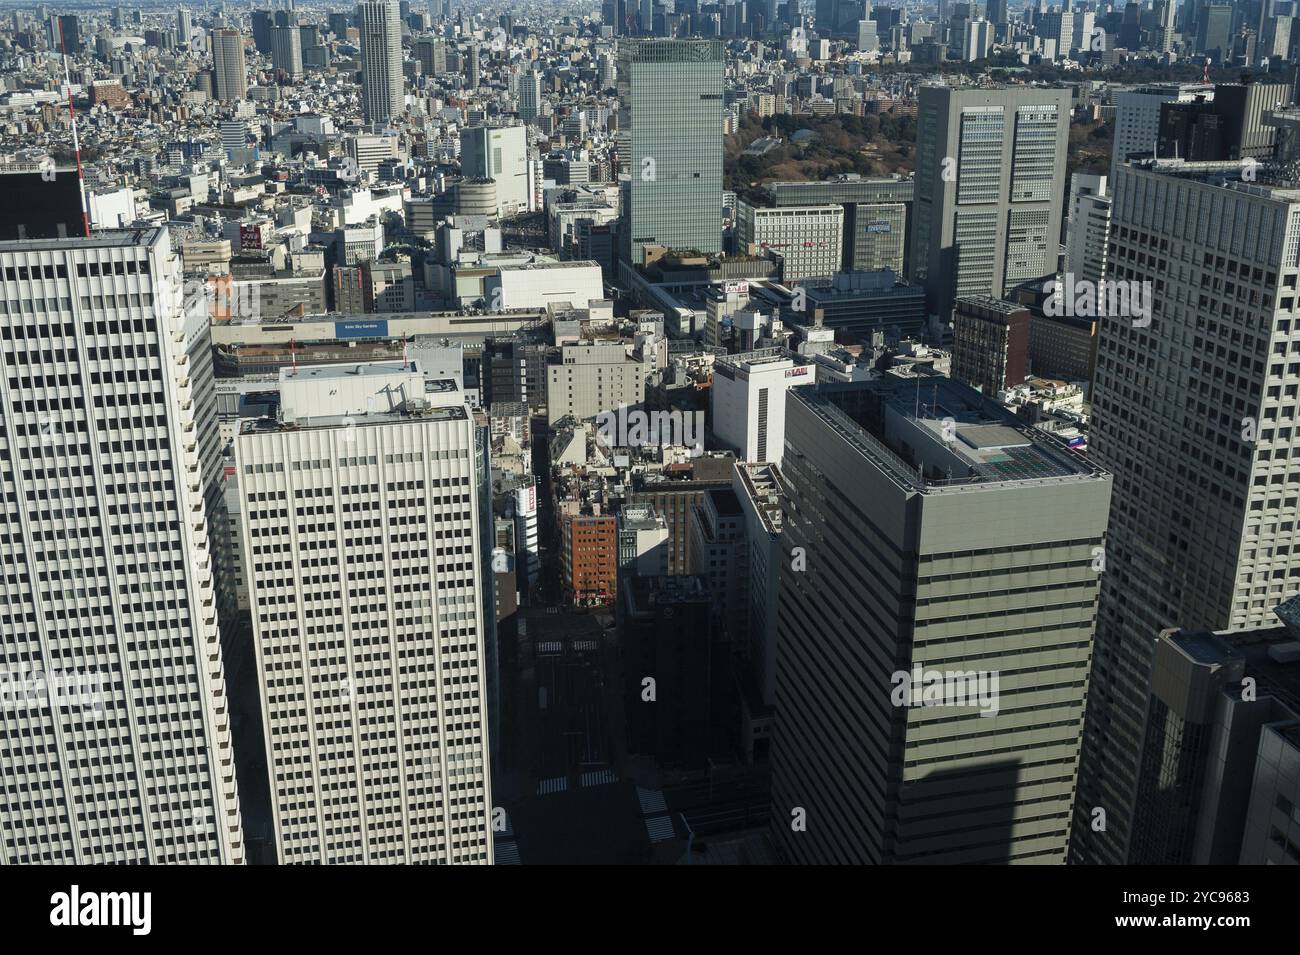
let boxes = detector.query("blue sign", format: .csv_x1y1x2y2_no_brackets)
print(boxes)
335,319,389,339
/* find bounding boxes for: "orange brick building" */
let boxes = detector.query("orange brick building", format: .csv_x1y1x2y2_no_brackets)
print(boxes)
561,513,617,606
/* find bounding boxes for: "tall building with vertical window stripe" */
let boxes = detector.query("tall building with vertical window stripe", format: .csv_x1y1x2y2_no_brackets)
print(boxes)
911,86,1071,320
617,38,724,263
235,372,493,864
211,28,249,103
770,377,1110,864
360,0,405,125
0,229,244,863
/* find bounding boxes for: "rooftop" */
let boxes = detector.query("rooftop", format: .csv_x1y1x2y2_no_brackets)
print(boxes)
0,227,158,251
796,378,1106,493
239,401,466,435
735,462,786,535
280,360,421,382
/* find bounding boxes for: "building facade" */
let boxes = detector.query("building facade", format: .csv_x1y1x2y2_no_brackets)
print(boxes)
360,0,405,125
618,39,724,262
771,378,1111,864
1075,157,1300,864
911,85,1071,320
0,229,244,863
235,386,493,865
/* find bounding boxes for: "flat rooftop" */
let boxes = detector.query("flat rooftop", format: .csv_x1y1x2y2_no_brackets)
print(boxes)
0,228,158,251
240,402,467,435
714,347,794,372
736,462,785,535
281,360,422,381
1169,629,1241,667
796,378,1105,492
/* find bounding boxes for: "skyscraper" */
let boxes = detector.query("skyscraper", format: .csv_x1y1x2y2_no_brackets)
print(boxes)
911,85,1071,320
251,9,274,53
618,38,724,263
360,0,405,125
986,0,1009,37
234,365,494,864
467,44,480,90
415,34,446,76
770,377,1111,863
518,69,542,123
270,24,303,79
0,229,244,863
1074,156,1300,864
211,28,248,102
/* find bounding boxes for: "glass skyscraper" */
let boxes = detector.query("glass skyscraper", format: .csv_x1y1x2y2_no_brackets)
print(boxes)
618,38,724,263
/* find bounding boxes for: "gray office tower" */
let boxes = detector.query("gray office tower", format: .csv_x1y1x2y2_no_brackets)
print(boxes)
618,39,724,263
911,85,1071,321
1074,156,1300,863
763,175,913,274
770,377,1111,864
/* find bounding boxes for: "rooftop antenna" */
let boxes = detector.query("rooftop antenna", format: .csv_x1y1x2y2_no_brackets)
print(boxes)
290,338,298,376
1203,56,1211,85
56,19,90,237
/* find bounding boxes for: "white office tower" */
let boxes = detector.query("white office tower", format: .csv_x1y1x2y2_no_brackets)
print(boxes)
0,229,244,863
360,0,405,125
961,18,993,60
212,28,249,102
460,125,530,218
857,19,879,53
1075,157,1300,864
1064,172,1110,285
710,349,814,466
1111,83,1213,168
235,365,493,864
271,24,303,79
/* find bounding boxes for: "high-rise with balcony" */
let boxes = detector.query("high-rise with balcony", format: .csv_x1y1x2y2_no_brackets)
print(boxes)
1074,157,1300,864
618,38,724,264
234,365,493,864
360,0,405,125
770,377,1111,864
0,229,244,863
911,85,1071,320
